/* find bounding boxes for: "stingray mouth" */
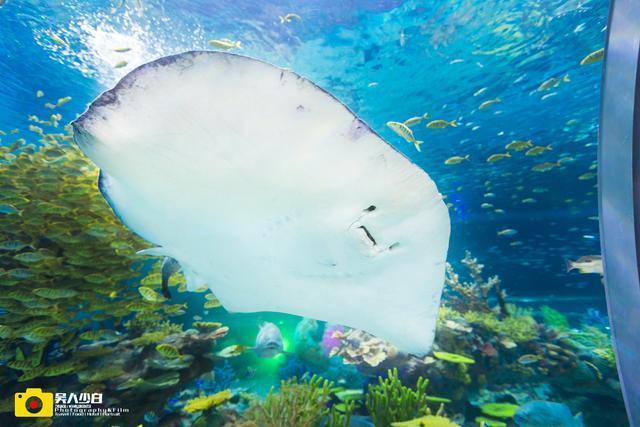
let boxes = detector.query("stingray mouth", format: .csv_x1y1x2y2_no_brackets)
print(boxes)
349,205,400,254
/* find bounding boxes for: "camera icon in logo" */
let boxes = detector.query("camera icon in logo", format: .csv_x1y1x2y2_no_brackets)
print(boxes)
14,388,54,417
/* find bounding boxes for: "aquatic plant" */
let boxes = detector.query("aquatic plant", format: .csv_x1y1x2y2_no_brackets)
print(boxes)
249,375,333,427
365,368,438,427
540,306,570,331
183,389,232,413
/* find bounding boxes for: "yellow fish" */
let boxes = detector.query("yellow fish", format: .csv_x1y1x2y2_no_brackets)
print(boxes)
486,153,511,162
386,121,423,151
403,113,428,127
156,343,181,359
580,48,604,65
505,140,533,151
426,119,457,129
538,75,570,91
444,155,469,165
215,344,248,358
56,96,72,107
479,98,501,110
532,162,559,172
525,145,552,156
138,286,162,302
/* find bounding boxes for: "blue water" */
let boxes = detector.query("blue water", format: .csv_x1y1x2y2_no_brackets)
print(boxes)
0,0,608,307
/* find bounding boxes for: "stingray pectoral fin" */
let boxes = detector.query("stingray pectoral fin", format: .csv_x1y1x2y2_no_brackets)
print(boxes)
73,51,450,355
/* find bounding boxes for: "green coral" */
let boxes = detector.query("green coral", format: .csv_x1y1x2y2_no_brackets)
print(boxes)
480,403,519,418
327,400,355,427
366,368,439,427
570,326,616,367
540,306,570,331
249,375,333,427
464,311,538,343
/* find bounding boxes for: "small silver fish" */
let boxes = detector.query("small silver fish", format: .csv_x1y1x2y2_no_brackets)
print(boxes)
279,13,302,24
498,228,518,236
566,255,602,275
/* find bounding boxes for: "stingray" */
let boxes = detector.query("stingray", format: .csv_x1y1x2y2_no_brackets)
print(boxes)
72,51,450,355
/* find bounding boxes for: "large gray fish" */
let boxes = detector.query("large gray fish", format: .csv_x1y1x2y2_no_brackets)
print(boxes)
254,322,283,358
514,401,584,427
566,255,603,275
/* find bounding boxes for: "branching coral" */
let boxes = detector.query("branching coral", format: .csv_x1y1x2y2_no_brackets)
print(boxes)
365,368,439,427
444,251,509,317
250,375,333,427
328,328,398,367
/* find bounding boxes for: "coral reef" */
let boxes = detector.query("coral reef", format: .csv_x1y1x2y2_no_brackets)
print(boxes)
246,375,345,427
444,251,509,317
365,368,444,427
0,121,236,424
0,114,628,426
540,306,570,331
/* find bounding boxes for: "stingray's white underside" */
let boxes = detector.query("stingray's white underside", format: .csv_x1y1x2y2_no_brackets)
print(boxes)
73,51,450,355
